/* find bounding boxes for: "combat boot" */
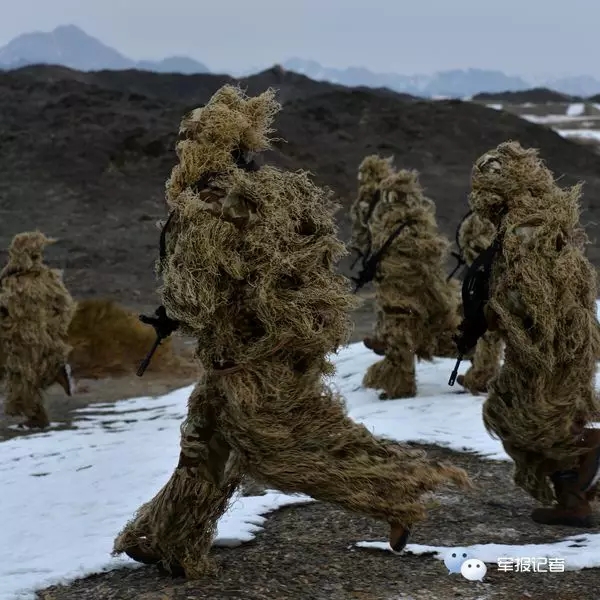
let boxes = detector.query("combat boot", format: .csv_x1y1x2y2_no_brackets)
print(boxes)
21,404,50,430
55,363,74,396
363,336,386,356
122,543,185,577
389,524,410,553
456,374,488,395
531,428,600,527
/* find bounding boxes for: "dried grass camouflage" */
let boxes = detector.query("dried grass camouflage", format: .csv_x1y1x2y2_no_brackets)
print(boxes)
470,141,600,503
113,85,469,577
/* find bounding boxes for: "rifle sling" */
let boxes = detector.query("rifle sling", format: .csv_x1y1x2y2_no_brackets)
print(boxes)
353,219,414,291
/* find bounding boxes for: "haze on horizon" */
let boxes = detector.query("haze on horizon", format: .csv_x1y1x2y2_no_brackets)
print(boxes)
0,0,597,79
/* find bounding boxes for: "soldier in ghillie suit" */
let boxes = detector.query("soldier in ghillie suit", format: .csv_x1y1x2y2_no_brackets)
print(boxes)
349,154,395,357
454,212,503,394
349,154,394,260
360,170,461,399
0,231,75,428
456,140,600,527
113,85,469,577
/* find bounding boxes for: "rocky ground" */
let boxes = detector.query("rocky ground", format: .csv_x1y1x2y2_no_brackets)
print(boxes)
36,445,600,600
3,67,600,599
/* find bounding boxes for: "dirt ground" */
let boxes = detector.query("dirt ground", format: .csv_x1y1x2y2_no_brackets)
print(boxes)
36,446,600,600
0,299,596,600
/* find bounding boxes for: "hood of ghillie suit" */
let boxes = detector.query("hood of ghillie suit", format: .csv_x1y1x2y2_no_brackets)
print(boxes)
372,169,437,230
458,212,496,266
369,169,450,262
158,85,356,365
1,231,56,276
357,155,394,185
472,140,595,372
469,141,582,236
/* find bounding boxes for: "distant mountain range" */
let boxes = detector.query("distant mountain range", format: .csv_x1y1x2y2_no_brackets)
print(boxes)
280,59,600,99
2,24,600,97
0,24,209,74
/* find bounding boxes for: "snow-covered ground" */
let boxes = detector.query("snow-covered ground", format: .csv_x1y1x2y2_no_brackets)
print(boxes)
556,129,600,142
3,305,600,597
566,102,585,117
522,113,598,124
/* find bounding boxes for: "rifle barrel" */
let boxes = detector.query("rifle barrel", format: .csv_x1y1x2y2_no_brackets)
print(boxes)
137,335,163,377
448,354,463,386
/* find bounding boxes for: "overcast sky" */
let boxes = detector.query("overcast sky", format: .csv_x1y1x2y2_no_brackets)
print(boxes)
0,0,597,79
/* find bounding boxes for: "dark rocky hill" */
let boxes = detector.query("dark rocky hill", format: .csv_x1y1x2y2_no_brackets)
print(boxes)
2,65,600,304
472,87,580,104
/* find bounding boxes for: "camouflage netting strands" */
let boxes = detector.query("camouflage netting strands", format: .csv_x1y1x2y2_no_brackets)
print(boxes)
0,231,75,428
458,211,496,267
456,212,503,394
470,140,600,503
113,85,470,578
349,155,395,257
362,170,461,399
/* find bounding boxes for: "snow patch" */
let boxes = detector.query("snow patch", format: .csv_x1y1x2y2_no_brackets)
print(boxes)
566,102,585,116
356,535,600,571
555,129,600,142
0,386,312,599
4,300,600,597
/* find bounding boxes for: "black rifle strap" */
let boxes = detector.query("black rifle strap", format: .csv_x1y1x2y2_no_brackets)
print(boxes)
448,234,502,386
461,236,501,319
352,219,414,292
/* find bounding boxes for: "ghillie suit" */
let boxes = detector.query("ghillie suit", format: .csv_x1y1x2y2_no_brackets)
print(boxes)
67,298,195,380
454,212,503,394
463,140,600,527
349,155,395,263
112,85,469,577
0,232,75,428
361,171,461,399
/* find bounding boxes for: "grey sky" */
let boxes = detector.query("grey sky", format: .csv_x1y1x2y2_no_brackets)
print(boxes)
0,0,597,78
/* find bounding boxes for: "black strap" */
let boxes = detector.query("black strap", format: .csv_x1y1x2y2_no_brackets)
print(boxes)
448,235,501,386
351,219,414,293
159,211,175,264
446,251,466,282
353,189,383,270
